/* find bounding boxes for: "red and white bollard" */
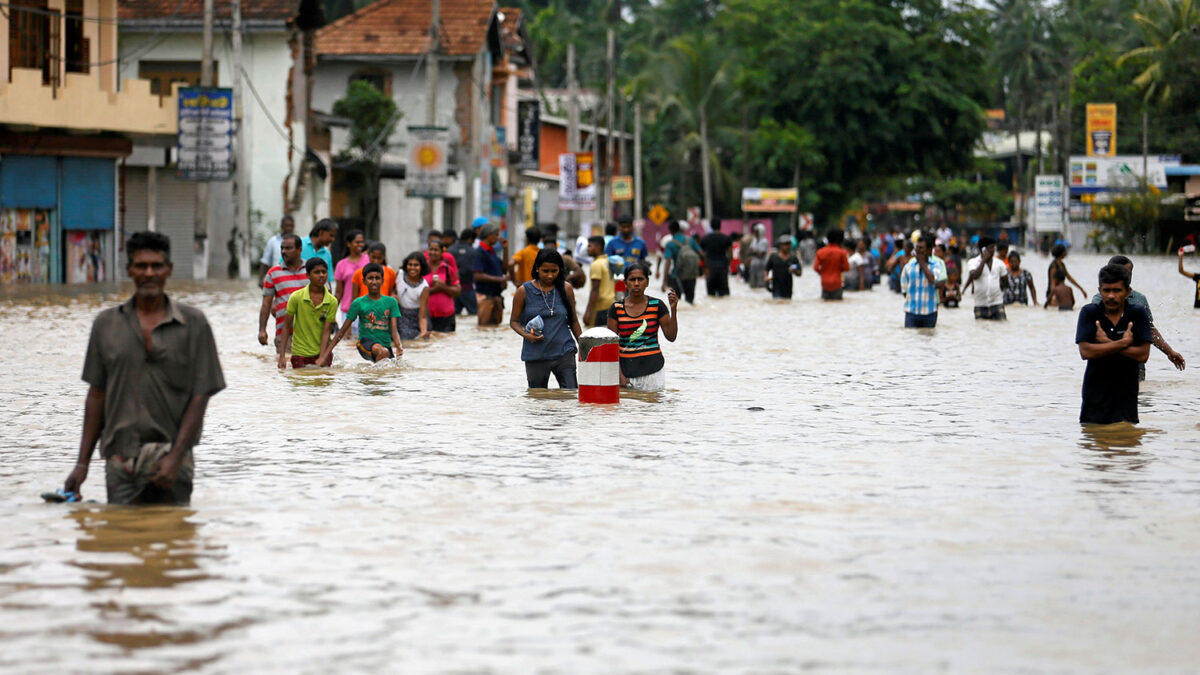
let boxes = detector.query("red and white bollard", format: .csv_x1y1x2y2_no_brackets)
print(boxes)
578,327,620,404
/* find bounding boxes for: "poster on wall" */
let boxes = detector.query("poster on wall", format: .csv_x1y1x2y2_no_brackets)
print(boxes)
65,231,107,284
0,209,52,285
1085,103,1117,157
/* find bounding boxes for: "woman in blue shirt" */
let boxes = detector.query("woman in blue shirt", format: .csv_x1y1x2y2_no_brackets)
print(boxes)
510,248,583,388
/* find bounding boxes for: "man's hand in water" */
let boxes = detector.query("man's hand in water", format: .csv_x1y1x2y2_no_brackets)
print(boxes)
258,329,269,346
64,463,88,497
149,451,183,488
1166,349,1186,370
277,354,287,370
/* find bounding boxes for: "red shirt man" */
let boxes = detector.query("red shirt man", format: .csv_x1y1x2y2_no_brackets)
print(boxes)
814,229,851,300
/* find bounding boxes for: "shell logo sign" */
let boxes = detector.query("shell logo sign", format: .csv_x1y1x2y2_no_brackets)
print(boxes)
407,126,449,198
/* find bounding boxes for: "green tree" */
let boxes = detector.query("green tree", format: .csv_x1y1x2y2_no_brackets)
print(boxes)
332,80,399,231
1117,0,1200,105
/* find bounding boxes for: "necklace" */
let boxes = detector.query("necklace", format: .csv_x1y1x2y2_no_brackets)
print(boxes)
538,283,555,317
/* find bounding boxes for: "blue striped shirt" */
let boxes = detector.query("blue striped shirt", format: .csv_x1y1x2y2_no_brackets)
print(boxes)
900,256,948,315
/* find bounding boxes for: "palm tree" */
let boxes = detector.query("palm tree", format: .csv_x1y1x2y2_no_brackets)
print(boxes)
1117,0,1200,105
658,31,731,224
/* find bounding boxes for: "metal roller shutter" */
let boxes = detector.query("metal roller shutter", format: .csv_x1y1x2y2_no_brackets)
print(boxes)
121,168,148,279
155,174,195,276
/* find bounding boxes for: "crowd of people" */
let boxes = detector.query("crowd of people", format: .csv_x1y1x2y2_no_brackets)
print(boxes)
257,216,680,392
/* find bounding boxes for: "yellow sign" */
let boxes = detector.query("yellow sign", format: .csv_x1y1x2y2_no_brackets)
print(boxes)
647,204,669,226
612,175,633,201
741,187,798,212
1086,103,1117,157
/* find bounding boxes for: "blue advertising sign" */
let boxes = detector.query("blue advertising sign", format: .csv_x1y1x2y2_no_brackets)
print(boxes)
177,87,234,181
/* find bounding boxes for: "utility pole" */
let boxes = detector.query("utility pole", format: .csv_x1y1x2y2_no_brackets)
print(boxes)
193,0,214,280
618,95,627,219
603,28,615,225
633,101,642,228
1142,107,1149,183
566,43,579,237
233,0,250,280
424,0,440,234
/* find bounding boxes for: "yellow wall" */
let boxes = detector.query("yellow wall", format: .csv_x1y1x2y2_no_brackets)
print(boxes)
0,68,178,135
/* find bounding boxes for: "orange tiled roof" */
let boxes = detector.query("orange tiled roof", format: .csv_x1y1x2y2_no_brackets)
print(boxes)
119,0,301,22
315,0,495,57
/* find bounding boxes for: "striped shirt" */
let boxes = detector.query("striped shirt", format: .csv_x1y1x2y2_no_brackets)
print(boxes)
610,297,667,378
263,264,308,335
900,256,948,315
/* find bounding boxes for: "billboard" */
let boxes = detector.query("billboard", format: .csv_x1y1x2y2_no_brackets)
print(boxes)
741,187,798,212
406,126,449,198
516,100,541,171
1069,155,1179,190
1085,103,1117,157
177,87,234,181
559,152,596,210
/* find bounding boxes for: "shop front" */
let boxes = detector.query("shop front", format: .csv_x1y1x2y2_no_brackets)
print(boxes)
0,154,117,286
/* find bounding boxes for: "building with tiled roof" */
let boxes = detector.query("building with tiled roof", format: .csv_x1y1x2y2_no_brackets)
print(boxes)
315,0,496,58
119,0,321,27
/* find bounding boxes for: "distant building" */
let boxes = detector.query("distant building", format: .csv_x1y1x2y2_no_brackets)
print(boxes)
0,0,176,285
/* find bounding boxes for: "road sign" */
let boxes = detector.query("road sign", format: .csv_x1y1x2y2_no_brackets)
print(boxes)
1034,175,1064,233
648,204,669,226
176,87,234,181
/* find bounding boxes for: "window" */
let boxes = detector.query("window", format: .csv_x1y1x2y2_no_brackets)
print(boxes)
138,61,218,99
64,0,88,75
7,0,57,85
349,68,390,97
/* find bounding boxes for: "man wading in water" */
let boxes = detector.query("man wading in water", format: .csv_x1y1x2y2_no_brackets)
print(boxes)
63,232,225,505
1076,264,1151,425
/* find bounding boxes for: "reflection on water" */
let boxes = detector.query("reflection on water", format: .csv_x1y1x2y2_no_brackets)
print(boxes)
2,253,1200,671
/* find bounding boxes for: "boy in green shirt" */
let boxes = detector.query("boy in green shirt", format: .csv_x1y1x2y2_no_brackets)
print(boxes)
279,257,338,369
323,263,403,363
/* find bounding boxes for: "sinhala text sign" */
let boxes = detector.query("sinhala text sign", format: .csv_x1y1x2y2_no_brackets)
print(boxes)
559,153,596,210
1034,174,1064,233
741,187,798,212
407,126,449,198
177,87,234,181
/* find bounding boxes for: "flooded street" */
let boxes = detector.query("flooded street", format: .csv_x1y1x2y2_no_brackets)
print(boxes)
2,251,1199,672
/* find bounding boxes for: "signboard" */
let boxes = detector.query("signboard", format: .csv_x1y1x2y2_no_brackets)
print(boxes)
741,187,798,212
798,212,814,230
516,100,540,171
1086,103,1117,157
1034,174,1064,232
647,204,669,226
611,175,633,201
406,126,449,198
491,126,506,168
558,152,596,210
1069,155,1179,190
177,87,233,181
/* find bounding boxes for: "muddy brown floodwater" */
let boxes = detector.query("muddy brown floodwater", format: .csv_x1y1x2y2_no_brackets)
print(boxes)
2,252,1199,672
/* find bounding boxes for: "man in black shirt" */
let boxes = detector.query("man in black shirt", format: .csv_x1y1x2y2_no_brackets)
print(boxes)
1075,264,1151,424
699,225,733,297
448,228,478,315
765,239,802,299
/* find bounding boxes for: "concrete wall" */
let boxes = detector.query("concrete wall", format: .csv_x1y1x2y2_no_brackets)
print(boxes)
119,30,306,277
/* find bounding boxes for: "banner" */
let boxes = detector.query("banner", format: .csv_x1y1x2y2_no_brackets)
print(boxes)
516,100,540,171
1069,155,1179,190
1086,103,1117,157
1034,175,1064,232
406,126,449,198
611,175,633,201
177,87,234,181
559,152,596,210
741,187,798,212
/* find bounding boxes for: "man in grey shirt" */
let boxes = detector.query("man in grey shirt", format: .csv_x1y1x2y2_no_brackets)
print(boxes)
64,232,225,505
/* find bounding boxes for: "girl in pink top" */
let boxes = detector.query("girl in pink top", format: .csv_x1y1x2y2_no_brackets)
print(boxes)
334,229,368,313
423,239,461,332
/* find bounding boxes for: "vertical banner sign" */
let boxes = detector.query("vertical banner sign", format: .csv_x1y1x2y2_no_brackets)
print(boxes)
559,152,596,210
406,126,449,198
516,100,540,171
1086,103,1117,157
611,175,633,201
1034,175,1064,232
177,87,234,181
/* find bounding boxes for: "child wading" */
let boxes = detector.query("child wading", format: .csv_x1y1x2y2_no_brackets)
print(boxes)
279,257,338,369
607,262,679,391
323,263,404,364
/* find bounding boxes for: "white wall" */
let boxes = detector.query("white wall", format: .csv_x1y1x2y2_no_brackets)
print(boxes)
119,30,305,277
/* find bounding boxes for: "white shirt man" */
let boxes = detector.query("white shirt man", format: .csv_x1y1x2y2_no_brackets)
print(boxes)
963,237,1009,320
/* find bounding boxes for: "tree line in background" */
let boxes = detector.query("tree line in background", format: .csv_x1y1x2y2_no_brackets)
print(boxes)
520,0,1200,231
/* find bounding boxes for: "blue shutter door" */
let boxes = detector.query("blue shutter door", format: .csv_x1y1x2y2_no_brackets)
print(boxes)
0,156,58,209
62,158,116,231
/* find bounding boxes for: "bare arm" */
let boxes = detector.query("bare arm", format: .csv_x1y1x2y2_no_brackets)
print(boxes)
509,285,542,342
566,286,582,339
320,315,356,363
1064,264,1087,295
63,386,105,496
1180,251,1194,278
335,280,347,308
607,309,628,387
1151,325,1186,370
258,295,273,345
277,315,292,369
390,318,404,356
660,291,679,342
419,289,430,338
1027,276,1038,306
317,319,335,365
148,394,211,488
585,278,600,325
